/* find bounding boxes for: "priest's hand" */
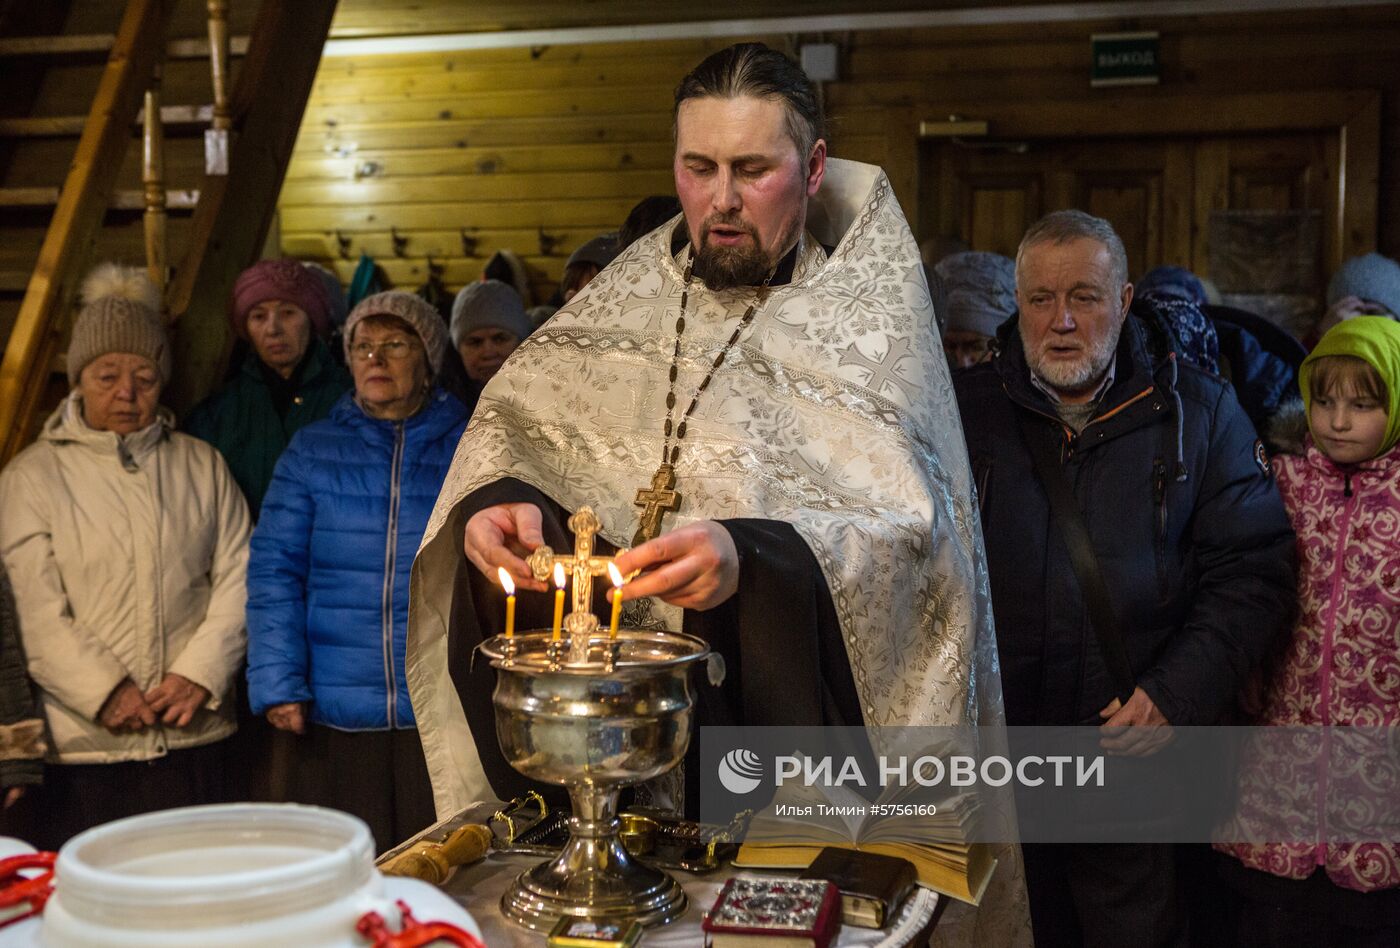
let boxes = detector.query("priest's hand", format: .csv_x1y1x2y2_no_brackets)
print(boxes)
1098,687,1174,757
465,503,550,592
613,521,739,611
266,702,307,735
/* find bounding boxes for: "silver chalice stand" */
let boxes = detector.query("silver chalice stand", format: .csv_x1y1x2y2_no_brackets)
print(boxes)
481,629,709,931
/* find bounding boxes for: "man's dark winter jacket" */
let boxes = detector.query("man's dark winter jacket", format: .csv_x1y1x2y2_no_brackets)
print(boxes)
954,315,1296,726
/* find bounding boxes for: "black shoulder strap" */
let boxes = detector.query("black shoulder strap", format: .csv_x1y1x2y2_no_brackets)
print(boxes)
1014,409,1136,704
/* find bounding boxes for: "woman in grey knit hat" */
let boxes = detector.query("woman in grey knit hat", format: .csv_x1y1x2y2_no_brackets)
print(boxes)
450,278,532,397
0,264,251,849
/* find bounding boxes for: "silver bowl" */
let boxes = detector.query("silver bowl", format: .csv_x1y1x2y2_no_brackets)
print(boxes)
481,629,709,931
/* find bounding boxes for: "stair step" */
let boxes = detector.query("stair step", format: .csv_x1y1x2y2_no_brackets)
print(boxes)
0,271,31,293
110,189,199,210
0,187,199,209
0,34,249,60
0,105,214,138
0,35,114,57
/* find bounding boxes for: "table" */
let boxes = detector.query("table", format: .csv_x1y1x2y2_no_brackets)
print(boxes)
382,805,942,946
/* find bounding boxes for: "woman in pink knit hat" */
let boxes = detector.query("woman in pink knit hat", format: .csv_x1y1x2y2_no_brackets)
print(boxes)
185,259,350,519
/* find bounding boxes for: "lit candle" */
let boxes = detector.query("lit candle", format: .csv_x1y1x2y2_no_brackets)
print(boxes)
607,562,625,639
551,562,566,641
498,567,516,639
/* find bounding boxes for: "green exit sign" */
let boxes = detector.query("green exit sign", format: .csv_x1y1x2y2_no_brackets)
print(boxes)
1091,31,1160,87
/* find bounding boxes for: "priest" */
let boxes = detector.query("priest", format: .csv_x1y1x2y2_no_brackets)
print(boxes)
407,43,1027,945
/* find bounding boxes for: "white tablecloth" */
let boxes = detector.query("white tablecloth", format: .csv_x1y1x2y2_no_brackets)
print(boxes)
443,853,938,947
387,806,940,946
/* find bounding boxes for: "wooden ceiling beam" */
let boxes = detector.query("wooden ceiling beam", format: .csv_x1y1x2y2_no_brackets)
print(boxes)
0,34,249,60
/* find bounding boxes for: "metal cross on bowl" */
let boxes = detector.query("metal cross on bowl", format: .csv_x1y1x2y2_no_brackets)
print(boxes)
526,506,620,640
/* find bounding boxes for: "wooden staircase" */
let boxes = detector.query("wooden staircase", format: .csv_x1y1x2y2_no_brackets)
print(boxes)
0,0,337,464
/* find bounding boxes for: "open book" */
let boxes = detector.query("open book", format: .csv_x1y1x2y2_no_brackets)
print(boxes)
732,773,996,905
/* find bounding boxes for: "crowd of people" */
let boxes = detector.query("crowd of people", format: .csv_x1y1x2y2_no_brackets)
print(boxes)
0,214,632,853
0,40,1398,948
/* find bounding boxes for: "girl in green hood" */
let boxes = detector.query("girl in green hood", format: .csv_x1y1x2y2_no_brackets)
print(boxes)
1216,315,1400,944
1301,316,1400,465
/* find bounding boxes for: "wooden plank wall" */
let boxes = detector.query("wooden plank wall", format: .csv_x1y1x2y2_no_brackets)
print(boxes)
281,5,1400,306
281,36,821,304
833,7,1400,254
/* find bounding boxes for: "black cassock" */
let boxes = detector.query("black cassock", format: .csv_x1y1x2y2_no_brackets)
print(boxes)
446,478,862,815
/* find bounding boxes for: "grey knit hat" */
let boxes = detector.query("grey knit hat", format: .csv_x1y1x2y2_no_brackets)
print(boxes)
566,232,620,271
303,261,349,327
66,263,170,386
450,280,532,347
1327,253,1400,319
343,290,448,375
934,251,1018,338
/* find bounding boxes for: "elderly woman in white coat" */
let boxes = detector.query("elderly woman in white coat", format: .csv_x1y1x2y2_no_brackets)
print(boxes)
0,266,250,850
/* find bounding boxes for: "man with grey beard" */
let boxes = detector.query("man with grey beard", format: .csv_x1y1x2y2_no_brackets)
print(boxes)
953,210,1295,946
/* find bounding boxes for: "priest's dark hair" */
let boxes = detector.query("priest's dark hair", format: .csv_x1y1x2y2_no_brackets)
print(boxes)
673,43,825,159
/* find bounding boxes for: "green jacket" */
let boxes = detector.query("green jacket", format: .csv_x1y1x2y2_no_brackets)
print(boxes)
185,339,351,517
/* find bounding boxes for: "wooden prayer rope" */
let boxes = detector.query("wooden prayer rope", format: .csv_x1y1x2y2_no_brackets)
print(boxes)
633,257,774,544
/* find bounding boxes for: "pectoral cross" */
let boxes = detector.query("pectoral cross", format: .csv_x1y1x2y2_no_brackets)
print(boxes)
633,463,682,547
527,506,617,639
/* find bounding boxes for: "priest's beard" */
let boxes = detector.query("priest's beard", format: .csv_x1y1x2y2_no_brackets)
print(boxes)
691,212,801,291
1021,322,1121,397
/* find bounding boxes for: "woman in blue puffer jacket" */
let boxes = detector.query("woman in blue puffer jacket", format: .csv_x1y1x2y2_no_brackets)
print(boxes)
247,291,469,850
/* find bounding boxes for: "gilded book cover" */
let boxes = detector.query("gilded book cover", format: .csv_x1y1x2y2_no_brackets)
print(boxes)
702,875,840,947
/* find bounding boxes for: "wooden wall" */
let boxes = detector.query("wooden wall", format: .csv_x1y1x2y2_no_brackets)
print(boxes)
280,36,796,304
834,6,1400,255
280,5,1400,306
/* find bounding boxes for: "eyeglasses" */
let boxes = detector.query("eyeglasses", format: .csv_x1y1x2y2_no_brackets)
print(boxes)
349,339,417,362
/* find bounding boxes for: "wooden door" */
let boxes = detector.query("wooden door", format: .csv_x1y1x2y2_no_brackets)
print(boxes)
920,131,1336,319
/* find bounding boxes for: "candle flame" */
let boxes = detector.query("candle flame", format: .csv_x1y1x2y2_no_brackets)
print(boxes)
608,562,624,587
553,562,566,588
497,567,515,596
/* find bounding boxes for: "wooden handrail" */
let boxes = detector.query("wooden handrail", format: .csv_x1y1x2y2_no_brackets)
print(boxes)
0,0,175,465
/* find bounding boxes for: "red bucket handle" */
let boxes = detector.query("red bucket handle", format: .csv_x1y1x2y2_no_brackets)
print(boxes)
0,851,56,928
356,900,486,947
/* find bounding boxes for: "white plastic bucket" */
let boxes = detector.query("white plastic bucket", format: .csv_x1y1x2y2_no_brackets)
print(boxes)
38,804,450,948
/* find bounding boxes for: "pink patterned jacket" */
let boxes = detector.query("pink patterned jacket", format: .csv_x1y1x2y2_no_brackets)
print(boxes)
1216,438,1400,891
